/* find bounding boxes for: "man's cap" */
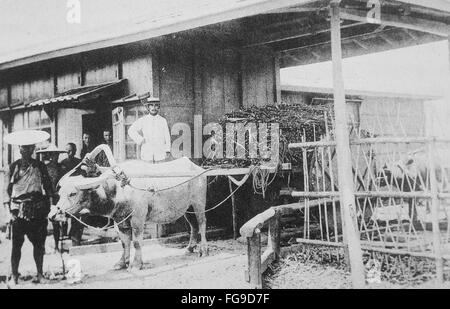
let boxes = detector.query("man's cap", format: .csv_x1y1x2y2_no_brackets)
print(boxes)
3,130,50,146
36,143,67,154
138,92,160,105
144,97,160,105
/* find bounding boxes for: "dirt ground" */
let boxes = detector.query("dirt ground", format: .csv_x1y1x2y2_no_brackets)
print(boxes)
2,231,450,289
0,232,251,289
265,251,450,289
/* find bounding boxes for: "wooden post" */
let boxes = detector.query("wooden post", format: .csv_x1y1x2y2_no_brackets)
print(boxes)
330,0,365,288
269,214,281,260
247,232,262,289
428,139,444,283
229,178,238,239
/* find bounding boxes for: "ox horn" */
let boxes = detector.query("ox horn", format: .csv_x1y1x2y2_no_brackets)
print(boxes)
74,173,113,190
58,145,117,189
84,144,117,166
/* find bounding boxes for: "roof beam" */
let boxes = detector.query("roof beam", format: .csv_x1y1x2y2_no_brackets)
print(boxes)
343,0,450,14
279,26,442,67
339,8,450,37
264,7,322,14
244,19,363,47
378,33,396,46
396,0,450,13
402,28,418,40
352,39,368,49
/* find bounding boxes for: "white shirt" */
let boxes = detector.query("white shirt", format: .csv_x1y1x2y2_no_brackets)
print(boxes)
128,114,171,162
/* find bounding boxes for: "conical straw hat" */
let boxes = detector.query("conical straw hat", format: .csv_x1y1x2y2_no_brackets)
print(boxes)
36,143,66,153
3,130,50,146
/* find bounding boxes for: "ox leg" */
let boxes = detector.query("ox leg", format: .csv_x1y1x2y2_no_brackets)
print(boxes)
131,226,144,270
114,227,131,270
192,203,208,257
184,212,198,254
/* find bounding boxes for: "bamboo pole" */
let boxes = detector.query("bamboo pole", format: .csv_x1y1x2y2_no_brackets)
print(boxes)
302,134,309,239
247,232,262,289
428,139,444,283
229,178,238,239
269,215,281,261
289,190,450,199
330,0,365,288
289,137,450,149
320,143,331,243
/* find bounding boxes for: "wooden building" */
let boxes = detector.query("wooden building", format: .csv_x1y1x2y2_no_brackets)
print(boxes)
281,84,440,137
0,0,449,237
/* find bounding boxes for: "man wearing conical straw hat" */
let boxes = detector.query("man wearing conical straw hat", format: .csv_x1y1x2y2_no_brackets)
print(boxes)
3,130,55,285
36,144,67,253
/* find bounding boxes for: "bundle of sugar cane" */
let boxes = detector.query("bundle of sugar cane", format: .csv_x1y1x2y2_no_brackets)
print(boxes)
209,104,334,167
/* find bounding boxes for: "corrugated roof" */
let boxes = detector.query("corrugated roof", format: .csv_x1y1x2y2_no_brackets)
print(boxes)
28,79,126,107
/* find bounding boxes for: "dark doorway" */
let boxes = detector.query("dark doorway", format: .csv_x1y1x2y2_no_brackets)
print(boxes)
82,111,112,146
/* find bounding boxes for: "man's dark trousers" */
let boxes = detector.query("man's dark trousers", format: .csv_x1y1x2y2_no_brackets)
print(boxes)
11,217,47,279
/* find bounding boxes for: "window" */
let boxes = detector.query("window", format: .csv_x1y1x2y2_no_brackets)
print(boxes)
112,104,146,161
27,109,52,144
124,105,146,160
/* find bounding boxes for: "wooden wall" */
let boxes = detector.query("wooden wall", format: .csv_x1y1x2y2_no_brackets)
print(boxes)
55,58,82,94
9,66,54,107
158,42,195,128
360,97,425,137
200,47,240,124
241,46,277,108
156,40,241,134
0,86,7,109
57,107,96,159
122,46,154,96
0,37,281,163
84,50,120,85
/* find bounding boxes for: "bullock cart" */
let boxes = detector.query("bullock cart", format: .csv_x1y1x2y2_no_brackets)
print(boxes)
56,145,278,256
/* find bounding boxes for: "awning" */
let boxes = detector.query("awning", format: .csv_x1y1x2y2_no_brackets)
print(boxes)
29,79,127,107
111,93,159,104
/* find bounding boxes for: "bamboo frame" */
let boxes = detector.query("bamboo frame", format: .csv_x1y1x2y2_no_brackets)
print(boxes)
288,191,450,199
289,137,450,149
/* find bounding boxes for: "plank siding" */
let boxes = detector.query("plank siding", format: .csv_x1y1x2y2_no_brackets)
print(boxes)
0,86,7,109
84,50,119,85
122,51,153,96
10,83,23,107
203,49,224,124
201,48,240,124
159,46,194,108
57,108,96,159
25,77,53,105
242,46,276,107
10,67,53,106
223,49,240,113
57,68,81,94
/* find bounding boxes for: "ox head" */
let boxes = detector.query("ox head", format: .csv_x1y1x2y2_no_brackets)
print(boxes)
52,144,120,218
56,170,116,216
376,149,429,190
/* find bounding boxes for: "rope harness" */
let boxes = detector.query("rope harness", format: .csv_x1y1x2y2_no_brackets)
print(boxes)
65,210,134,231
61,164,257,231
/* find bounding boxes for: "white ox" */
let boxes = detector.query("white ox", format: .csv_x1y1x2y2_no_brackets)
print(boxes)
377,147,450,223
380,147,450,192
56,145,208,270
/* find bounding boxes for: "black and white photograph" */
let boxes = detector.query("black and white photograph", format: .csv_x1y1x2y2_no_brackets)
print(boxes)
0,0,450,292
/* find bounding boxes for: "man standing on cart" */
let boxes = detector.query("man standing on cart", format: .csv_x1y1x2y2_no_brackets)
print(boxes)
128,96,172,163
